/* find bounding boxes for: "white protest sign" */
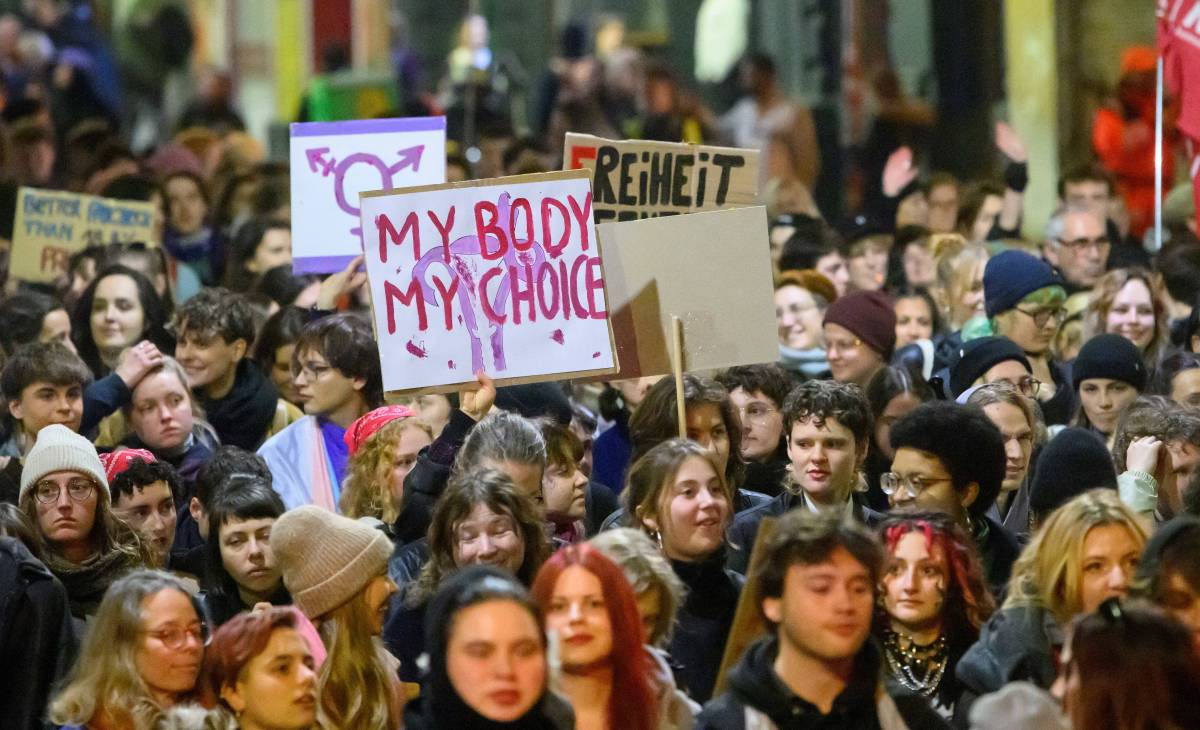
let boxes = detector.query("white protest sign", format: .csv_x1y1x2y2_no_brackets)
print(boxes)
290,116,446,273
360,170,618,393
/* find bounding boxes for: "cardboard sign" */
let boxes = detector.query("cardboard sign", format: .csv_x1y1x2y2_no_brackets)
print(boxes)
290,116,447,274
597,206,777,379
11,187,157,283
360,170,618,393
563,133,759,222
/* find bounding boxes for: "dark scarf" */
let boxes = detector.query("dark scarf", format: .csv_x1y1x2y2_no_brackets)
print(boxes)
198,360,279,451
45,548,134,618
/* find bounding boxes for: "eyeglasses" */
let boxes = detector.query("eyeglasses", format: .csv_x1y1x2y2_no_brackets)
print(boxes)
992,375,1042,397
737,403,778,426
880,472,952,499
33,478,97,504
1014,306,1068,329
296,360,332,380
143,623,209,649
1056,235,1111,253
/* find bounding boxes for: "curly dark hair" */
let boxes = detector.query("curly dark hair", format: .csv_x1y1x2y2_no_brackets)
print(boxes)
715,363,796,409
174,286,257,345
781,379,872,444
889,401,1005,517
629,374,745,490
109,457,181,507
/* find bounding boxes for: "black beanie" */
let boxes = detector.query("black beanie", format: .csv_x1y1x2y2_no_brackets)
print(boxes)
1073,333,1147,392
1029,428,1118,517
948,336,1032,397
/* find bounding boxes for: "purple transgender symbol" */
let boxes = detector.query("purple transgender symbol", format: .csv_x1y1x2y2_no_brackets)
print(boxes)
411,193,546,375
305,146,425,237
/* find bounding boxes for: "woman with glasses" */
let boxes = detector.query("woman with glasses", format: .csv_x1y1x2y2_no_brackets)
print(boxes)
49,570,206,728
983,250,1073,425
957,490,1146,714
18,425,149,619
383,469,550,688
874,512,995,722
772,270,834,379
1084,268,1170,369
1071,334,1147,450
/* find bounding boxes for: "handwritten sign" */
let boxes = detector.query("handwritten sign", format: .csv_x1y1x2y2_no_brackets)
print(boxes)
360,170,618,393
11,187,157,283
597,206,777,379
563,133,759,222
290,116,446,273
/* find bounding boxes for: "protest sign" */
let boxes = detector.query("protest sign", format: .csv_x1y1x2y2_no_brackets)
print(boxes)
597,205,777,379
290,116,446,273
360,170,618,393
563,133,759,222
11,187,157,284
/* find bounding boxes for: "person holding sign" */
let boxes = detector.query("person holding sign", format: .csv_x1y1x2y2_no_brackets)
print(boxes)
257,313,383,511
726,380,882,575
696,511,950,729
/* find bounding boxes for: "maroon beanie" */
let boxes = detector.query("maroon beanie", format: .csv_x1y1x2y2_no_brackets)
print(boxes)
822,290,897,357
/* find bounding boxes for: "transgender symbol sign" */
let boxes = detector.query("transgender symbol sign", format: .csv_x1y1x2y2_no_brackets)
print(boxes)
290,116,446,274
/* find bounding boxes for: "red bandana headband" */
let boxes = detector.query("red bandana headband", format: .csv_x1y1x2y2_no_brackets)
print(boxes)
344,405,418,455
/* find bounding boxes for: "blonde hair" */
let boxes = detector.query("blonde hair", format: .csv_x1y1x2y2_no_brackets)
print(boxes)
316,587,398,729
50,570,200,729
934,238,987,329
1083,268,1169,363
623,439,734,543
340,418,433,523
1004,490,1147,623
589,527,687,646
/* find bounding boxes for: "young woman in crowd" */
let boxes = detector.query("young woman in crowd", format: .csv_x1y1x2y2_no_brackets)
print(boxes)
200,607,317,730
715,364,794,498
623,438,738,703
985,250,1073,425
1084,268,1170,369
538,418,617,542
201,478,291,626
630,374,768,507
863,366,935,511
270,504,402,729
339,405,431,524
892,285,943,349
163,170,223,289
875,512,995,722
1152,349,1200,408
772,270,834,378
966,382,1042,536
589,527,687,649
1053,600,1200,730
49,570,205,729
0,288,76,357
1072,333,1147,449
223,217,293,293
251,306,308,408
933,237,987,331
403,565,570,729
71,264,174,379
532,544,677,730
19,425,148,618
121,357,218,492
385,468,551,684
957,490,1146,710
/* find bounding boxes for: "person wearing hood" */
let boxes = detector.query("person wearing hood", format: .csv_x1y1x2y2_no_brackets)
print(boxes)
174,288,301,452
983,250,1073,425
697,509,949,730
403,565,572,730
956,490,1145,717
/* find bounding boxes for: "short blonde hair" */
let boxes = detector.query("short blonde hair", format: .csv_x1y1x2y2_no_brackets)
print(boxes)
934,239,987,329
1004,490,1147,623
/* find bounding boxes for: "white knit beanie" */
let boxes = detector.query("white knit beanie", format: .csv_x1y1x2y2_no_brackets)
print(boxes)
269,505,393,619
18,424,109,501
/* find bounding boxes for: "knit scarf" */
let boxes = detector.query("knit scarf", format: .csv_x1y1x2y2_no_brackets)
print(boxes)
777,344,830,379
199,360,279,451
45,548,133,618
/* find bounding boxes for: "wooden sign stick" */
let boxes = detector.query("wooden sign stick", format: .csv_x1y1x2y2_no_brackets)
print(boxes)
672,316,686,438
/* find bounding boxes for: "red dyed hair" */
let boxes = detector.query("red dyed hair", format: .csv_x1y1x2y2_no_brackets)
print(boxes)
531,544,657,730
198,607,298,709
881,513,995,632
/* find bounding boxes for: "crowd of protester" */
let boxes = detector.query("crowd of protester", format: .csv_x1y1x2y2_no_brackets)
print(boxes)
3,4,1200,730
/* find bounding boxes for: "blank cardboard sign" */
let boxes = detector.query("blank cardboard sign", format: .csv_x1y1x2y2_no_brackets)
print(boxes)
597,206,777,378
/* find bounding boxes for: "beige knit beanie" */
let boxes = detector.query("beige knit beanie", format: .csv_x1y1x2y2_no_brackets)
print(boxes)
269,505,393,619
19,424,109,501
